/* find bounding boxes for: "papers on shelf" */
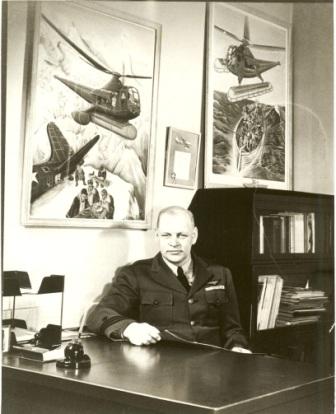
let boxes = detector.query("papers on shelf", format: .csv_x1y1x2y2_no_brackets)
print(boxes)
276,286,329,327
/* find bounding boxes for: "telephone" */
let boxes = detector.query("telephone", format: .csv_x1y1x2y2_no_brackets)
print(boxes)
34,324,61,349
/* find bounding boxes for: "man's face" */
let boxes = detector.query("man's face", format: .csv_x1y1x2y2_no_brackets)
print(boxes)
80,193,87,202
156,212,198,266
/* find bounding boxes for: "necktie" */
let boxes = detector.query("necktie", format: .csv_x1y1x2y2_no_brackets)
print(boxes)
177,267,190,291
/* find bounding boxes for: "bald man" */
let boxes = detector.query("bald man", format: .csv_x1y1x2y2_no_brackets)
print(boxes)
87,206,250,352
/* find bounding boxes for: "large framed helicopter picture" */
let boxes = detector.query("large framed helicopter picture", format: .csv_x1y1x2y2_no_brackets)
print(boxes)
205,3,292,189
21,1,161,229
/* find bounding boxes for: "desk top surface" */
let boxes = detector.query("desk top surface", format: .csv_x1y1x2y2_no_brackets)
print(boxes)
3,338,333,414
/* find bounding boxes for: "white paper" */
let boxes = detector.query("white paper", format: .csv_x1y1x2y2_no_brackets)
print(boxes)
173,151,191,180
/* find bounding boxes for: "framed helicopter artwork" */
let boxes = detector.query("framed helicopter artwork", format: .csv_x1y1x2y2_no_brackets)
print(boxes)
204,3,292,190
21,1,161,229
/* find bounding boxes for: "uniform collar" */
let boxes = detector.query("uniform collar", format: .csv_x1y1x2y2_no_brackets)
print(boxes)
151,253,214,296
161,256,193,276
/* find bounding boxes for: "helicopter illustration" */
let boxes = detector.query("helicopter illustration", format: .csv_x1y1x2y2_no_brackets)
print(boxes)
42,14,152,140
214,17,285,101
31,122,99,202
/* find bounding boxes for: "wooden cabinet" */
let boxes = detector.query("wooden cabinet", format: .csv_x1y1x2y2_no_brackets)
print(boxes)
189,188,334,365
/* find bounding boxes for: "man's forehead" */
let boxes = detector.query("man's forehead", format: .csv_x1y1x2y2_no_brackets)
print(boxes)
158,212,194,229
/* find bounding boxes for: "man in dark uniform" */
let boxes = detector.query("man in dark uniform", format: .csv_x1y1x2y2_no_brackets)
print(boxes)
87,206,250,352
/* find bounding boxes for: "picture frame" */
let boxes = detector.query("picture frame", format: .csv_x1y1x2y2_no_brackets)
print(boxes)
21,1,161,229
205,3,292,189
164,127,201,190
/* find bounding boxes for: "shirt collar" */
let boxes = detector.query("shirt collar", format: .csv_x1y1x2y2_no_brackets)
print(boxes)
162,256,193,276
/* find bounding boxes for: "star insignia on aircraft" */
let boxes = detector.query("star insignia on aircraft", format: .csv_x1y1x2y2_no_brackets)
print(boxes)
32,172,39,183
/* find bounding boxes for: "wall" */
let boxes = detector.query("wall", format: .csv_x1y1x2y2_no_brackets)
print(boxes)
3,2,333,329
292,2,333,193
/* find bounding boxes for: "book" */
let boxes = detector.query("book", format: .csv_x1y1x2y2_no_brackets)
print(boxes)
12,344,66,362
257,275,283,330
269,276,284,328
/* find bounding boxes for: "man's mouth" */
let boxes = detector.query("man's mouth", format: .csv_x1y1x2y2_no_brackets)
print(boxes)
167,250,182,254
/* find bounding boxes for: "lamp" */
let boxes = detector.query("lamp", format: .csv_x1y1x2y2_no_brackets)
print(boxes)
3,272,26,328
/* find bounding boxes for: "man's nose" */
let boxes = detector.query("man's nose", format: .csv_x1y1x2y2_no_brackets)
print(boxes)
169,236,180,246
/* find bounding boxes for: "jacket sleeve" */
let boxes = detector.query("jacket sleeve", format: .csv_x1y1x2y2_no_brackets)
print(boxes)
220,267,249,349
66,197,78,218
86,265,140,338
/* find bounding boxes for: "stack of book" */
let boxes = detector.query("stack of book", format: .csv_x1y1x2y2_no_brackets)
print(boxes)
276,286,328,327
257,275,284,330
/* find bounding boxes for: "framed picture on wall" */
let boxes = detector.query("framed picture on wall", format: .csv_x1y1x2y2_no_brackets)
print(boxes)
21,1,161,229
205,3,292,189
164,127,201,189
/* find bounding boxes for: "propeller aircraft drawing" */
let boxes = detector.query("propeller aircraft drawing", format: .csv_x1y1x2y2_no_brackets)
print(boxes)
31,122,99,202
214,17,285,101
175,135,191,149
42,14,152,140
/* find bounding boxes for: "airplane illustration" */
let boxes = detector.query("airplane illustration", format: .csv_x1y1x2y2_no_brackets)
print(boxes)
175,135,191,149
31,122,99,202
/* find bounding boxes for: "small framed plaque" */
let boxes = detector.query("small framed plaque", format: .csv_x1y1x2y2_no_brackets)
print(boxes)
164,127,201,190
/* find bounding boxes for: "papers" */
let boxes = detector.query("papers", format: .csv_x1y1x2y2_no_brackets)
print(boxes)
173,151,191,180
276,286,328,327
13,327,37,343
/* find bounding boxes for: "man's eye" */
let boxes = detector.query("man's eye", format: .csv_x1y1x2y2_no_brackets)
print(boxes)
179,234,188,239
161,234,170,238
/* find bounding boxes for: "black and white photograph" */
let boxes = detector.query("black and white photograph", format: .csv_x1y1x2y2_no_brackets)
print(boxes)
2,1,334,413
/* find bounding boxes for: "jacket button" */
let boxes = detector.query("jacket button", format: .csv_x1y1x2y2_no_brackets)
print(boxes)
190,321,195,326
188,298,194,304
153,300,159,305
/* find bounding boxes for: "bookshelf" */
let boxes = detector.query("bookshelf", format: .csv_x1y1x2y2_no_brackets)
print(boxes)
189,188,334,366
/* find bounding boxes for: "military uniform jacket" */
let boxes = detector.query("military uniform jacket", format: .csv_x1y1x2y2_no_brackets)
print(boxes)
86,253,248,349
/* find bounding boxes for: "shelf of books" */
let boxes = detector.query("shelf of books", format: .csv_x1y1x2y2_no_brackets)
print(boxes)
255,209,333,258
257,275,330,332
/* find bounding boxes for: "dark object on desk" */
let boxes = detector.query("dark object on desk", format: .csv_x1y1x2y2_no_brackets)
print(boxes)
56,339,91,369
34,324,62,349
12,324,63,362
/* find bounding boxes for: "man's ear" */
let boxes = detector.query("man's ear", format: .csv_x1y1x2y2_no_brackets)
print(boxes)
192,227,198,244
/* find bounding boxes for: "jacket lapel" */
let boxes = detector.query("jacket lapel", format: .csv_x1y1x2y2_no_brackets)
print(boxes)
150,253,186,294
189,254,214,296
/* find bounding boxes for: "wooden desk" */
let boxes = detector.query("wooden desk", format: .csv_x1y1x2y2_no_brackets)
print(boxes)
2,338,334,414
